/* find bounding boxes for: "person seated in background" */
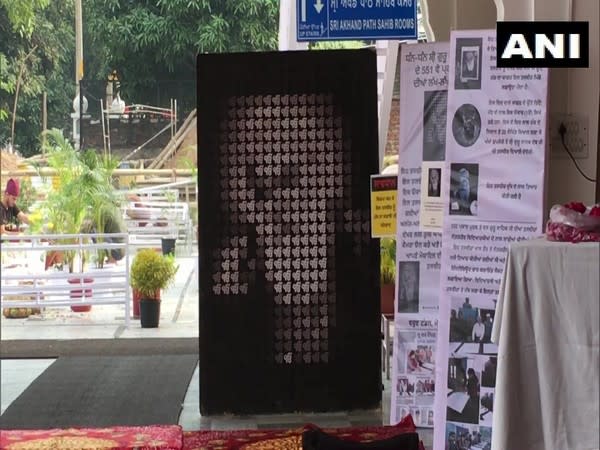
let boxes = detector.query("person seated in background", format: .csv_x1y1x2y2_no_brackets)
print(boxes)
0,178,29,235
81,207,127,264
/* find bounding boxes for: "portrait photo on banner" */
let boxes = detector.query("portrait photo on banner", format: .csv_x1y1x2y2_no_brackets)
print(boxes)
454,37,483,90
428,167,442,197
449,163,479,216
451,103,482,148
397,261,420,313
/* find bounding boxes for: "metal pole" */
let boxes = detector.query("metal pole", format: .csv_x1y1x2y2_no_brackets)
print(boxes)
42,92,47,148
74,0,83,150
79,80,83,150
74,0,83,92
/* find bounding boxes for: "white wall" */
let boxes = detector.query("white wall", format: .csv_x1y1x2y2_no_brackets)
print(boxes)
278,0,309,51
422,0,600,211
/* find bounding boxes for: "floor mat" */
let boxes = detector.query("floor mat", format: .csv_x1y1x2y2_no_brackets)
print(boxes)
0,354,198,429
0,338,199,358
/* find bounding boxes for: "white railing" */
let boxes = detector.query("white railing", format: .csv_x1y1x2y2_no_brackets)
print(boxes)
0,233,131,326
122,201,192,255
133,179,198,205
126,188,180,203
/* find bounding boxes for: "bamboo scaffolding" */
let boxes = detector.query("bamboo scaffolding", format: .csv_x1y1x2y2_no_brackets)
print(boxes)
148,109,197,169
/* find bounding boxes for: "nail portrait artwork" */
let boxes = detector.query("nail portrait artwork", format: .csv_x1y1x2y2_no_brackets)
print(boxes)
198,51,380,414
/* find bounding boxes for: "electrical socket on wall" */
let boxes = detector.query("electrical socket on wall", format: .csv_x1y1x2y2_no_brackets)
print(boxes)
550,113,589,159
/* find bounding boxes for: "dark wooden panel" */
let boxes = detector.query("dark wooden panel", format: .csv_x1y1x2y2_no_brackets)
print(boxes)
197,50,381,414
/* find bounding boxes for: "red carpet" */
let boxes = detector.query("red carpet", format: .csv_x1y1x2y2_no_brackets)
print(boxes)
182,416,424,449
0,417,424,449
0,425,183,449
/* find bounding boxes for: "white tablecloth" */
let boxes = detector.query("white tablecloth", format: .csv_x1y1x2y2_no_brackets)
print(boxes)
492,238,599,450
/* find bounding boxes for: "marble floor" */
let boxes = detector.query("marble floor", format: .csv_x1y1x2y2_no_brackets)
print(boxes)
0,252,433,447
1,359,432,447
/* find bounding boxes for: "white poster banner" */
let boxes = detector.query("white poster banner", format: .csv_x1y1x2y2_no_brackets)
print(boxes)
391,41,449,427
432,30,548,450
393,317,438,427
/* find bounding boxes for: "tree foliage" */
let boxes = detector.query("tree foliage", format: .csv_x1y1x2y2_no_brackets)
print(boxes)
1,0,279,156
84,0,279,108
0,0,74,155
0,0,49,37
310,40,367,50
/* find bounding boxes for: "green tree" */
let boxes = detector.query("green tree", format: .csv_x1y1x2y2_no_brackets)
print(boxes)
84,0,279,111
0,0,49,124
0,0,74,155
0,0,49,37
310,40,367,50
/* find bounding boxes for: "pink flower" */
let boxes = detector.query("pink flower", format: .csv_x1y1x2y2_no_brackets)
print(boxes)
590,206,600,217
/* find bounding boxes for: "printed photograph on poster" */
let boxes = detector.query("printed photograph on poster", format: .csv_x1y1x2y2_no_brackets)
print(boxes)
397,261,420,313
397,405,411,422
447,356,481,424
481,356,497,388
411,407,434,427
395,331,416,375
407,345,435,374
423,90,448,161
449,163,479,216
454,38,483,90
420,161,444,232
416,377,436,396
397,377,415,397
427,409,435,426
445,422,491,450
479,388,494,426
449,297,495,344
451,104,482,148
428,167,442,197
415,377,436,406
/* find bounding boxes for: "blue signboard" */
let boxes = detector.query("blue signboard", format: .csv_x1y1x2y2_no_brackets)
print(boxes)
297,0,417,41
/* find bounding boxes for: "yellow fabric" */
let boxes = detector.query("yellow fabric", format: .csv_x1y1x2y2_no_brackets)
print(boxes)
240,435,302,449
6,436,119,449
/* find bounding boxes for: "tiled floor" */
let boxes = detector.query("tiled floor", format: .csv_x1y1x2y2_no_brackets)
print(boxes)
0,252,433,447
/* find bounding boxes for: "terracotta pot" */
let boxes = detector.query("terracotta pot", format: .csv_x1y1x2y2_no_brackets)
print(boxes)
380,283,395,315
45,251,64,270
68,277,93,312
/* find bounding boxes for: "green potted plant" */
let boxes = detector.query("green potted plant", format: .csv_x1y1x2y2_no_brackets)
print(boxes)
130,249,178,328
40,129,123,311
380,238,396,315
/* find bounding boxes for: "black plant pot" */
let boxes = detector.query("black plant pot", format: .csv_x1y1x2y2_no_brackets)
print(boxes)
140,299,161,328
161,238,176,256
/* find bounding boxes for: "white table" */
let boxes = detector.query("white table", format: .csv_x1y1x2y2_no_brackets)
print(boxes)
492,238,599,450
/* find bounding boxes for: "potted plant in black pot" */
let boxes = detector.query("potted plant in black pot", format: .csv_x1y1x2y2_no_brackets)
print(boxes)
159,190,179,256
130,249,178,328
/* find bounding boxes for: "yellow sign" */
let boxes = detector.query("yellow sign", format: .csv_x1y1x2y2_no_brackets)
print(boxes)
370,175,398,238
